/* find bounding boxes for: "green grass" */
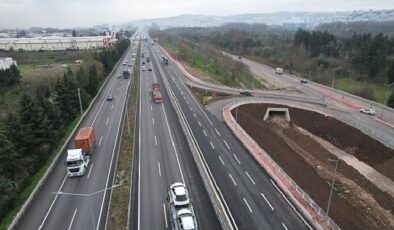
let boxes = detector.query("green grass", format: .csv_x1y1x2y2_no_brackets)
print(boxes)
0,115,81,230
335,78,388,104
0,50,89,66
161,40,262,89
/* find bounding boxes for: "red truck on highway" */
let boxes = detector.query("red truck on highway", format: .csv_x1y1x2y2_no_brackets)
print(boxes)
152,83,162,103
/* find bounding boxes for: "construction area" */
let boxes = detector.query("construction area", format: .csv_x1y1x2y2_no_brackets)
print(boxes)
233,103,394,230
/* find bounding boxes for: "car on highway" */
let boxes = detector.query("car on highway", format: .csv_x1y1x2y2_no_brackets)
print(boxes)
117,74,121,78
148,67,152,71
168,182,190,206
128,63,133,67
240,90,252,96
360,108,376,115
300,79,308,84
106,94,113,101
142,61,145,65
142,66,146,71
174,208,197,230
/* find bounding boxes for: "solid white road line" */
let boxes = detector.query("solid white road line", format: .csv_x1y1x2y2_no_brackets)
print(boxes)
106,117,110,126
189,106,192,111
193,113,197,118
150,105,152,111
203,130,207,136
210,141,215,150
68,209,78,230
99,136,103,147
87,163,94,179
261,193,275,211
154,136,158,146
282,223,288,230
111,104,114,111
91,78,117,126
158,161,162,176
245,171,256,185
219,156,225,166
243,197,253,213
152,117,155,125
38,174,68,229
270,179,313,230
163,203,168,228
198,121,202,127
215,128,221,136
233,154,241,165
223,140,231,149
229,173,237,186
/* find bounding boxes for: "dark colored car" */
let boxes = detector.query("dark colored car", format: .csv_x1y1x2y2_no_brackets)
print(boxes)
240,90,252,96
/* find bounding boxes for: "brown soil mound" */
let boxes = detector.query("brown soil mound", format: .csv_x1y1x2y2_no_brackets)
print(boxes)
234,103,394,230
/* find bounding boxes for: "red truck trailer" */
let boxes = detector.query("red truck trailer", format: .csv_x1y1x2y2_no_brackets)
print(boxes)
152,83,162,103
74,127,96,155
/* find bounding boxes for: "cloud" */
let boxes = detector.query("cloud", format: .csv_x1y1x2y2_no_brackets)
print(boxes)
0,0,393,28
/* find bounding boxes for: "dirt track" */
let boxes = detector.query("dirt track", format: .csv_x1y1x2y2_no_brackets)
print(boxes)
234,103,394,230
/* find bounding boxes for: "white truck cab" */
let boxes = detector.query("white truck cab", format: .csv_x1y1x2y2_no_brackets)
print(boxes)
65,149,90,177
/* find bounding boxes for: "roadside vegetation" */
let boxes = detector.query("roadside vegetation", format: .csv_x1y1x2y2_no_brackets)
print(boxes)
107,43,140,230
0,38,130,229
157,23,394,107
152,31,263,89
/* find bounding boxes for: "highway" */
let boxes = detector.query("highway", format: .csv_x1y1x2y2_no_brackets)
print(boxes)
148,40,312,229
13,35,139,230
131,39,221,230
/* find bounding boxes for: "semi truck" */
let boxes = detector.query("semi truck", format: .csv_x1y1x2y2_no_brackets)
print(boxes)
146,57,150,62
123,69,131,79
65,127,96,177
275,67,283,74
152,83,162,103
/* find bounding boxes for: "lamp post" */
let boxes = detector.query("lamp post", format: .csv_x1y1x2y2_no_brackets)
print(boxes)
331,68,336,96
77,88,83,115
52,184,121,230
326,158,339,220
380,83,394,118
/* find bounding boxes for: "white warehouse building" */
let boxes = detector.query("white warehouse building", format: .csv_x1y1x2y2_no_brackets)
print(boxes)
0,36,114,51
0,57,17,70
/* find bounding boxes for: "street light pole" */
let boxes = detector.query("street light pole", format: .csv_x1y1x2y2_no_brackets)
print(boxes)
331,69,336,96
77,88,83,115
326,158,339,220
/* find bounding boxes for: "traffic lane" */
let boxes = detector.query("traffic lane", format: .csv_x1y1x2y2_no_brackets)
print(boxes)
14,49,133,230
139,60,168,230
42,69,132,230
159,51,309,229
149,47,222,229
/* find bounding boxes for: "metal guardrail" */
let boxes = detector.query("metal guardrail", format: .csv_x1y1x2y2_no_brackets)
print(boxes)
7,45,132,230
223,102,341,230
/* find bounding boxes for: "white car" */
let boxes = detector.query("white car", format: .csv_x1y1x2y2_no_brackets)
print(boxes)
168,182,190,206
141,66,146,71
360,108,376,115
176,208,197,230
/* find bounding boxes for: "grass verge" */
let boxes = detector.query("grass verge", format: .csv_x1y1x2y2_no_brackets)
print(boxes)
0,114,81,230
107,44,140,230
335,78,388,104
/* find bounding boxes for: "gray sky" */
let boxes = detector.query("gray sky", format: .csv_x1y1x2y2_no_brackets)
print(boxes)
1,0,393,29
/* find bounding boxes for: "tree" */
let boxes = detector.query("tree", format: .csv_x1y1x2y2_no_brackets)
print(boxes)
388,91,394,108
54,73,79,123
86,64,99,96
36,93,64,143
72,30,77,37
387,62,394,84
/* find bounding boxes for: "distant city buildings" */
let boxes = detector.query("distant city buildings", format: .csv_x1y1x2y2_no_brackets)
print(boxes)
0,36,116,51
0,57,17,70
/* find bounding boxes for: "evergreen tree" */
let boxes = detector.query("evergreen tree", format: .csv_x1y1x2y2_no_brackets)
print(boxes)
54,73,79,123
388,91,394,108
387,62,394,84
0,132,26,179
87,64,99,96
36,93,63,143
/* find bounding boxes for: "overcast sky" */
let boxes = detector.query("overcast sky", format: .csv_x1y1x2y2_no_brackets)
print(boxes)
1,0,393,29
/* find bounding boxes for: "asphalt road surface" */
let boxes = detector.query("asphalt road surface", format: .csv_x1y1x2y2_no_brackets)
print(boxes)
14,35,139,230
148,40,312,230
131,40,220,230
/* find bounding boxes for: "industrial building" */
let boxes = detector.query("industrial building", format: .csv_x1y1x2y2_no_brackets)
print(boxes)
0,36,115,51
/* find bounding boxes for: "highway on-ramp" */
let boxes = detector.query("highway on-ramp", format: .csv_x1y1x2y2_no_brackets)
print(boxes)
14,36,138,230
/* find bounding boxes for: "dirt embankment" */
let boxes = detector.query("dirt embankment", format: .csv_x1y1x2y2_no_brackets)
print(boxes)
234,103,394,230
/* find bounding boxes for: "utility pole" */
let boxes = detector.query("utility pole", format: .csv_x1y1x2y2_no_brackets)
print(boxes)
77,88,83,115
331,68,336,96
326,158,339,220
380,83,394,118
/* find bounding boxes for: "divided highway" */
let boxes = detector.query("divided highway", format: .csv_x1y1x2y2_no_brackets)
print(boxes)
131,40,220,229
13,36,138,230
148,41,311,229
